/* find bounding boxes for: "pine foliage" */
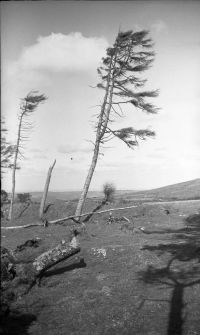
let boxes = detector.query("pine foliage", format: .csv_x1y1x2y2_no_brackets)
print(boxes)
96,29,159,148
8,91,47,220
1,119,15,172
75,29,159,218
17,91,47,159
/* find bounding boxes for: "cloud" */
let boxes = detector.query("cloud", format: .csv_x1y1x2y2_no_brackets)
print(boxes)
151,20,168,34
16,32,108,73
30,148,43,153
57,142,93,154
33,154,48,160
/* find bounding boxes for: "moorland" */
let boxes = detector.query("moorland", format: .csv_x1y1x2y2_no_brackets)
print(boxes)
1,178,200,335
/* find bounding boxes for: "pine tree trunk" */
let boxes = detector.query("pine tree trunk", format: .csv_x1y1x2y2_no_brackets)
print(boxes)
8,158,16,221
39,159,56,220
8,116,23,221
75,144,100,219
75,59,116,220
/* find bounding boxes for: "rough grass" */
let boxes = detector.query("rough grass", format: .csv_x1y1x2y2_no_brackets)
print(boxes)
1,198,200,335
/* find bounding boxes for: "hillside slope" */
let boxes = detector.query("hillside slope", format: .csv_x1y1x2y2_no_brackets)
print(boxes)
125,178,200,201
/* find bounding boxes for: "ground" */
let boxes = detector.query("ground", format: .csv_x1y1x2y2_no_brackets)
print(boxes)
1,197,200,335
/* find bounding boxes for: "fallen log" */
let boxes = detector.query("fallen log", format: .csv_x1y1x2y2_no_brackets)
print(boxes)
33,235,80,275
1,204,138,229
2,231,80,285
1,231,81,313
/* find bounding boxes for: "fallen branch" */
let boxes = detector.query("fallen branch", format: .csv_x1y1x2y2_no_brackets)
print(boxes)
49,204,138,225
1,222,44,230
1,204,138,229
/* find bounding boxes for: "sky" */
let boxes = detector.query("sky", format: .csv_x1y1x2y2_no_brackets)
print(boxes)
1,0,200,192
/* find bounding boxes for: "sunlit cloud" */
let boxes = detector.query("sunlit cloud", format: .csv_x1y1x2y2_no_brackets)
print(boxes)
151,20,168,34
32,153,48,160
57,142,93,154
13,32,108,73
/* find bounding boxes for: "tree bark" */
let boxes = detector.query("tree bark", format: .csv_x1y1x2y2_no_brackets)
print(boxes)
75,144,100,220
14,236,80,282
39,159,56,220
8,114,23,221
2,235,81,303
32,235,80,275
75,55,116,219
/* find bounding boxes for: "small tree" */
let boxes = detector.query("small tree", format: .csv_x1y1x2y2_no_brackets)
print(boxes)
1,190,8,203
1,190,9,218
75,30,159,219
8,91,47,220
1,118,15,174
103,182,116,203
17,193,32,203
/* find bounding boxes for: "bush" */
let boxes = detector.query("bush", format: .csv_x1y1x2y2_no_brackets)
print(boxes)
1,190,9,218
103,182,116,203
1,190,8,204
17,193,32,203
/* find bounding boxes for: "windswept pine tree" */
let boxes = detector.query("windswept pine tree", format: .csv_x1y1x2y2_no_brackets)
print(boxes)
1,118,15,174
8,92,47,220
75,30,159,219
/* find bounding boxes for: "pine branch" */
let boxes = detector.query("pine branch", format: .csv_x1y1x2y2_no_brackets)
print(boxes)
106,126,155,148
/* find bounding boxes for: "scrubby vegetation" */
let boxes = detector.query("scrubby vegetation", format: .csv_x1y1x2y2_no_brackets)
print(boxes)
103,182,116,203
17,193,32,204
1,193,200,335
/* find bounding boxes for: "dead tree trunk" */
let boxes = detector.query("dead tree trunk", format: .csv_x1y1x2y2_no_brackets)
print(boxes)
34,235,79,274
6,233,80,286
39,159,56,220
8,115,23,221
1,232,80,303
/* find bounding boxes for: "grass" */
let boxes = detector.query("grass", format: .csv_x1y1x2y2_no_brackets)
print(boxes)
1,195,200,335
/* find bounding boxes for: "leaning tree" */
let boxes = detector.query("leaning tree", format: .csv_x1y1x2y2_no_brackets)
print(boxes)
8,92,47,220
1,118,15,174
75,30,159,219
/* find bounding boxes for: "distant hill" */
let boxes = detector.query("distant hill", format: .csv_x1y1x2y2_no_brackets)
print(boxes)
124,179,200,201
30,191,103,202
30,189,134,202
30,179,200,202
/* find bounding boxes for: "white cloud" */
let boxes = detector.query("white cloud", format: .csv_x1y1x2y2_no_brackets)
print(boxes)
57,142,93,154
2,32,109,144
151,20,168,34
17,32,108,73
33,154,48,160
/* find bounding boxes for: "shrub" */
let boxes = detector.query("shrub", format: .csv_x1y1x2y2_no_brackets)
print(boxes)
17,193,32,203
1,190,8,204
103,182,116,203
1,190,9,218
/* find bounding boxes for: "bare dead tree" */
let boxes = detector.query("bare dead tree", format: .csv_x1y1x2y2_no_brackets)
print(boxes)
8,92,47,220
39,159,56,220
75,30,159,219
